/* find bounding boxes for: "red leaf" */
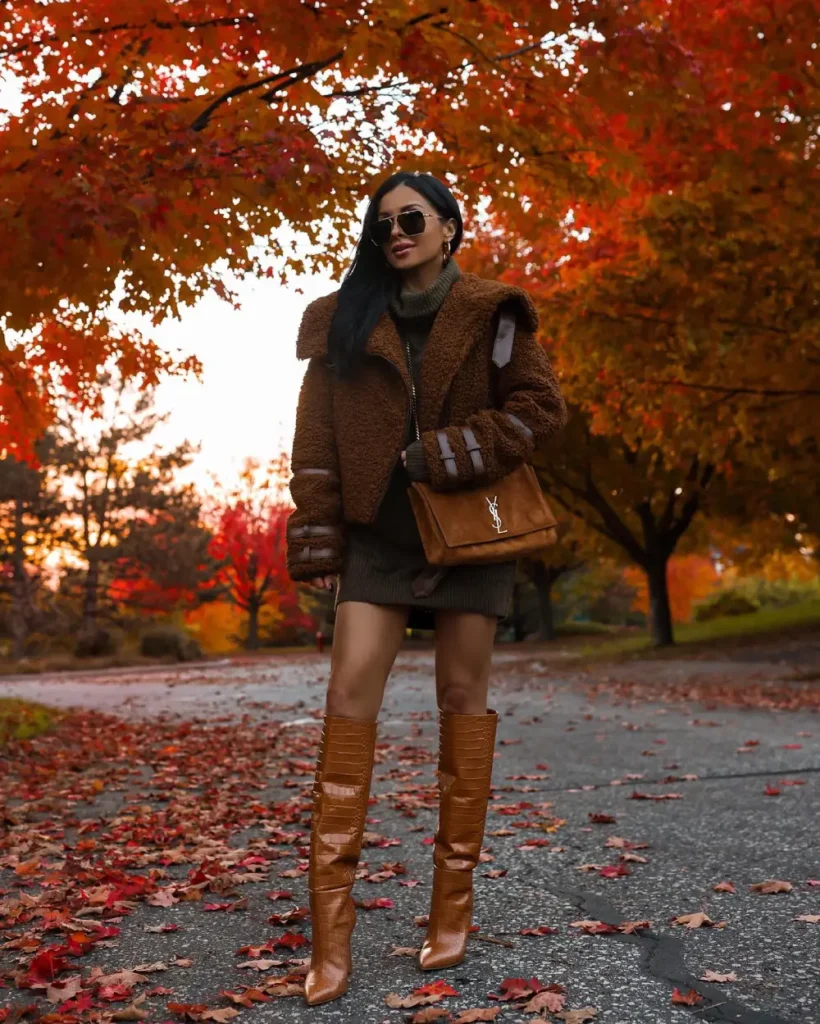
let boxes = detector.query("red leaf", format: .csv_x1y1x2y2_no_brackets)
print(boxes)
671,988,703,1006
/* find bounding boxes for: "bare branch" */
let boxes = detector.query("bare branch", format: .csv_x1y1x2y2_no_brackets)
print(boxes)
639,378,820,398
190,52,343,131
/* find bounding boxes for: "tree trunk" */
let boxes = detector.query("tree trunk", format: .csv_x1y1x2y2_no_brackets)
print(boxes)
10,500,28,660
646,556,674,646
531,562,556,641
246,600,260,650
83,551,100,630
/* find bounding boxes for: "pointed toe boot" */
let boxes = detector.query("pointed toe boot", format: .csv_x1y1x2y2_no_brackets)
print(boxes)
418,708,497,971
303,714,377,1006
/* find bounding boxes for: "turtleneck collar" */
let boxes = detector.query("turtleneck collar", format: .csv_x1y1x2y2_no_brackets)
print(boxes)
389,257,461,320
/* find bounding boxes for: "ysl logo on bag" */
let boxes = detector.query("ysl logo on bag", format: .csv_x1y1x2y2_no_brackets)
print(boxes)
486,495,508,534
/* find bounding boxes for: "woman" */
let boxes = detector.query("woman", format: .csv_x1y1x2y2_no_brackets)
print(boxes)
286,170,567,1005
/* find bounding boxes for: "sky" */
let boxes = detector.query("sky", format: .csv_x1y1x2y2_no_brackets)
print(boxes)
136,269,338,496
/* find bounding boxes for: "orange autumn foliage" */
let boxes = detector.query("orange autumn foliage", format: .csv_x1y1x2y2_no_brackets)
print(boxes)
623,556,719,625
0,1,582,459
184,599,285,655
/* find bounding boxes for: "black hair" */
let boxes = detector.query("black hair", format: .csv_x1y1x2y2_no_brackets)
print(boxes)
327,171,463,377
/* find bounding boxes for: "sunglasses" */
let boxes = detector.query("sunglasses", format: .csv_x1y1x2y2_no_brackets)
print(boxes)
369,209,442,246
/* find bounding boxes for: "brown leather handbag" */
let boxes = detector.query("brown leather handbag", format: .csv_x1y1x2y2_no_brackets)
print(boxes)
405,310,559,567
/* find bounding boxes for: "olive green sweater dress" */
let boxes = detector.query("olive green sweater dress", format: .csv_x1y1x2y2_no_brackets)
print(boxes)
334,259,516,630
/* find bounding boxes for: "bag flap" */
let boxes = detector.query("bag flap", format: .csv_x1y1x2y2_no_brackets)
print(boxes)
409,465,557,548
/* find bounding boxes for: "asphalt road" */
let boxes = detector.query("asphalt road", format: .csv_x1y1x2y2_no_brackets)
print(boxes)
1,650,818,1024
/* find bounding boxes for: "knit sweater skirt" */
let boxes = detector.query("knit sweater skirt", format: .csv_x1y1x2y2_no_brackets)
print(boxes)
334,438,517,631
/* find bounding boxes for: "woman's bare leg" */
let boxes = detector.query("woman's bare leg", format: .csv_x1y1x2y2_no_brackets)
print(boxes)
325,600,409,720
304,599,408,1006
433,609,497,713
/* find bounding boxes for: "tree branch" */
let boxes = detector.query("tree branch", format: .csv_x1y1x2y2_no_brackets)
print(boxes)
190,52,343,131
639,378,820,398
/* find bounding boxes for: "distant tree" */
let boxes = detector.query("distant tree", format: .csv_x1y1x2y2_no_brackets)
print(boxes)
207,456,312,651
536,406,719,646
0,437,63,657
50,375,211,638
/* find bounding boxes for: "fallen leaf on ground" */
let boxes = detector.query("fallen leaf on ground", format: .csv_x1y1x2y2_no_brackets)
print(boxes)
167,1004,209,1020
520,925,558,936
385,993,443,1009
451,1009,502,1023
713,881,736,893
388,945,420,956
672,913,725,929
671,988,703,1005
266,890,293,901
414,981,459,998
795,914,820,923
569,919,619,935
92,969,150,988
408,1009,451,1023
111,993,149,1021
523,986,567,1014
599,864,631,878
700,971,738,982
45,976,84,1004
557,1009,598,1023
201,1010,240,1023
618,920,651,934
750,880,792,894
488,977,546,1001
354,897,394,909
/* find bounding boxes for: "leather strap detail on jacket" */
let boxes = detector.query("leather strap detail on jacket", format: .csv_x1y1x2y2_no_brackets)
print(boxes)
504,412,533,440
288,524,339,540
293,467,340,481
460,426,485,477
492,310,516,368
436,430,458,480
297,546,336,562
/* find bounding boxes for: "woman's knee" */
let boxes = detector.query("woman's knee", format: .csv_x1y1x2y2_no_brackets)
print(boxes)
326,665,384,717
437,678,487,715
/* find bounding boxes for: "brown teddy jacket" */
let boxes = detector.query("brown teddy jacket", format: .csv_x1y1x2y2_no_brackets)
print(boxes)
286,271,568,582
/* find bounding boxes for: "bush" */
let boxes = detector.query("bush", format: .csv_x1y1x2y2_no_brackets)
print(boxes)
694,591,760,622
139,625,202,662
74,625,123,658
738,576,820,609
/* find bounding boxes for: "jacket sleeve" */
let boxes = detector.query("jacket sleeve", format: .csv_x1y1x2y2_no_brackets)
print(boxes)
286,357,345,581
414,315,567,492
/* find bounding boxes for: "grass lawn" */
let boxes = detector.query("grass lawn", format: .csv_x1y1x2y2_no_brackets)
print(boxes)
0,697,61,746
572,598,820,663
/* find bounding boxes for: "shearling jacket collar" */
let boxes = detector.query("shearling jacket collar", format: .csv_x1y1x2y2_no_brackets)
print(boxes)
295,272,539,433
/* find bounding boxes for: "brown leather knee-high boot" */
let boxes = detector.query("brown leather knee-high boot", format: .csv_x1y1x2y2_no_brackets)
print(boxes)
303,714,378,1006
418,707,498,971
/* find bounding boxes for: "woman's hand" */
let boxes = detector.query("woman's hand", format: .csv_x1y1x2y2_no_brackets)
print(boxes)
310,575,336,590
400,449,407,467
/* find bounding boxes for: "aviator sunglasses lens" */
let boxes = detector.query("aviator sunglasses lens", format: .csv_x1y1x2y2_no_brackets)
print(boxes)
370,209,427,245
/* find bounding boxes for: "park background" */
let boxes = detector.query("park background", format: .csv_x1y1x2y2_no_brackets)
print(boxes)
0,0,817,673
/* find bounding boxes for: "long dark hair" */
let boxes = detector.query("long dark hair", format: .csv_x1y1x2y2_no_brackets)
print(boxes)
327,171,463,377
